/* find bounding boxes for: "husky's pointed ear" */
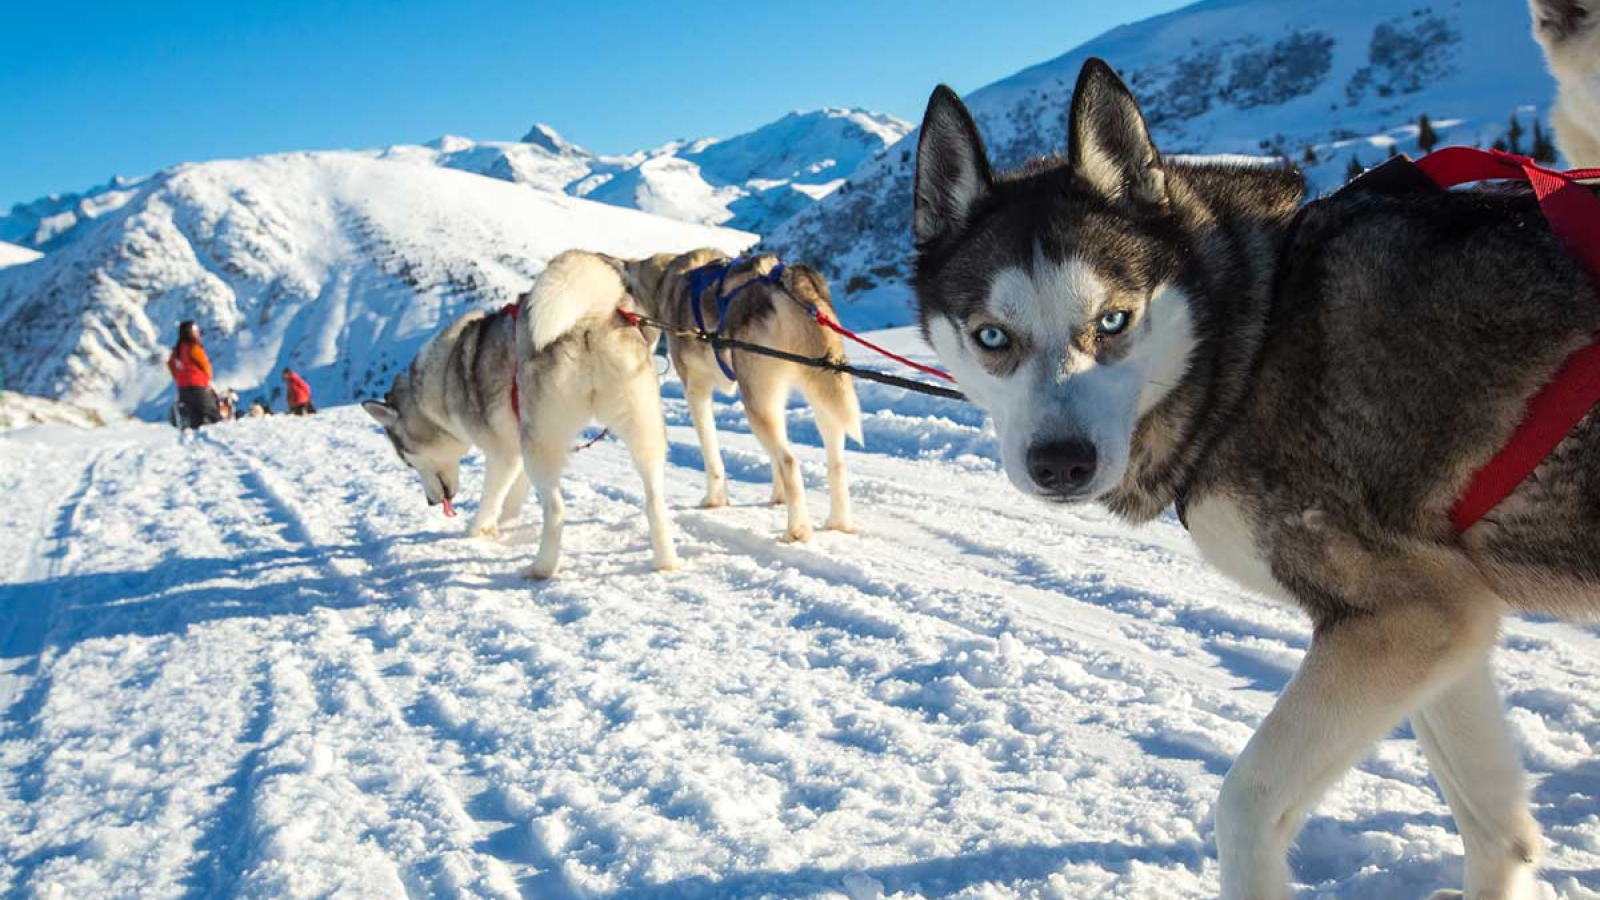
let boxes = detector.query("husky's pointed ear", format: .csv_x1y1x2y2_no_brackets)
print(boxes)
1530,0,1591,41
1069,58,1167,209
914,85,994,248
362,399,399,427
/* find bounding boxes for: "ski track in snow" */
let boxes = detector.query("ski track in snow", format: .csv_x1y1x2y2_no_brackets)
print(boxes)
1,364,1599,900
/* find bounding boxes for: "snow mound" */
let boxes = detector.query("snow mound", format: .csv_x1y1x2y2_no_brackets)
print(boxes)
0,242,41,270
0,152,753,416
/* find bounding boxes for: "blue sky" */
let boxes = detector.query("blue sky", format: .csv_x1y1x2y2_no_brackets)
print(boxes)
0,0,1190,209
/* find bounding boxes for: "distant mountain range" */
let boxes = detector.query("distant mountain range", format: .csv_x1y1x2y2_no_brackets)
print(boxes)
0,108,909,253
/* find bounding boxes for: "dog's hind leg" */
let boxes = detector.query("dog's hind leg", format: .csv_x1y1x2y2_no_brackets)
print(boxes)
470,452,521,538
607,378,679,571
742,367,810,542
520,439,569,581
1412,659,1541,900
1215,565,1502,900
500,470,530,527
685,380,728,509
803,379,854,533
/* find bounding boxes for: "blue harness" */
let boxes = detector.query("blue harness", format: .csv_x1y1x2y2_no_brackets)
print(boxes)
687,257,787,379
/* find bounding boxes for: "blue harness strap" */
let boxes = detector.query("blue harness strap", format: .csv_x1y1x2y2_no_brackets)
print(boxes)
687,257,788,379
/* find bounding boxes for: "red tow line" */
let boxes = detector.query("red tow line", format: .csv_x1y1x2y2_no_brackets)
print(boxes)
808,307,957,383
1413,148,1600,533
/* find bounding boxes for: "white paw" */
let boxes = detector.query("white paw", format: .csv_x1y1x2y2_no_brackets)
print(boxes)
824,518,855,534
521,563,556,581
699,494,728,509
469,522,501,538
779,526,814,544
654,555,681,572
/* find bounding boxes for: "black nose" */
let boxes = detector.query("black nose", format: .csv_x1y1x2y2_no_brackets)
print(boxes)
1026,440,1098,493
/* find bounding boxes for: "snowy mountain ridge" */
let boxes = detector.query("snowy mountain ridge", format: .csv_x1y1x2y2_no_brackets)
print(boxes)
0,152,752,416
764,0,1559,327
0,108,909,253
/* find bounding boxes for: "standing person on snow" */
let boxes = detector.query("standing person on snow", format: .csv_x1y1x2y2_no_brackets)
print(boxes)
167,320,222,429
282,368,315,415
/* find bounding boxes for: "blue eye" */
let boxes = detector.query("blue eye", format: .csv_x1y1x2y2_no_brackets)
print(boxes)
974,325,1011,350
1097,310,1131,335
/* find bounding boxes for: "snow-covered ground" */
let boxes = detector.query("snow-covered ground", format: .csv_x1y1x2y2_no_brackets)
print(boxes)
3,329,1598,900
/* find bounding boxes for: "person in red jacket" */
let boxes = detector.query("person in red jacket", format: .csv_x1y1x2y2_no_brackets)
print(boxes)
167,321,222,429
282,368,315,415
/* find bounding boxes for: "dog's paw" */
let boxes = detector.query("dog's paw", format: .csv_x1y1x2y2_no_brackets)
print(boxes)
468,522,501,539
653,555,682,572
520,564,557,581
779,526,814,544
699,494,728,510
824,518,855,534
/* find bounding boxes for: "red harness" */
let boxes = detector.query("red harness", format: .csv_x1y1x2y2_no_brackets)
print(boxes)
1412,149,1600,533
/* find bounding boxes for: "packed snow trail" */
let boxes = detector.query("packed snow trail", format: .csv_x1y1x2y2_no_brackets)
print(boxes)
2,333,1598,900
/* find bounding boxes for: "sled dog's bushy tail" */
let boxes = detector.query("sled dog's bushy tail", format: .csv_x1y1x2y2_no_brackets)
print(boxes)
522,250,629,352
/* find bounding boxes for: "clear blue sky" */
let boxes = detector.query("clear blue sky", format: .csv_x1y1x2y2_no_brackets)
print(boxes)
0,0,1190,210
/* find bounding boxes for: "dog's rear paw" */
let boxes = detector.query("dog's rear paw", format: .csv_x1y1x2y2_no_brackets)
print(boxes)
469,522,501,539
699,494,727,509
824,518,855,534
520,564,556,581
653,555,682,572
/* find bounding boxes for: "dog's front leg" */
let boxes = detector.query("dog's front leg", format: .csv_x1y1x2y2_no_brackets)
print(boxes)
470,453,521,537
1216,579,1501,900
1412,659,1541,900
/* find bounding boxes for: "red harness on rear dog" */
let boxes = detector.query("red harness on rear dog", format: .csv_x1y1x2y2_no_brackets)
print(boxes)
1412,148,1600,533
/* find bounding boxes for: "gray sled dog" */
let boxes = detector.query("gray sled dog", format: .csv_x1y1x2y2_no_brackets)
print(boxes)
1530,0,1600,165
911,59,1600,900
364,249,677,579
623,250,863,542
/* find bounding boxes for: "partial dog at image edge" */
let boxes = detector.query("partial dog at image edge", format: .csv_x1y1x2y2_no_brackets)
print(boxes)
624,249,864,543
1530,0,1600,166
363,249,677,579
911,58,1600,900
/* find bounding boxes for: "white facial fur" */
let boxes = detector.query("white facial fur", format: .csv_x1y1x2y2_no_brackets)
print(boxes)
927,256,1196,501
404,449,462,506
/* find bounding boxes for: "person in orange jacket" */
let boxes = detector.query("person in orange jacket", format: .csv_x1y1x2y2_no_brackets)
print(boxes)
167,320,222,429
283,368,315,415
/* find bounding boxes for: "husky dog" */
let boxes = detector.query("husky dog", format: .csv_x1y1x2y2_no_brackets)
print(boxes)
365,249,677,578
362,306,530,536
1531,0,1600,165
623,250,863,542
912,59,1600,900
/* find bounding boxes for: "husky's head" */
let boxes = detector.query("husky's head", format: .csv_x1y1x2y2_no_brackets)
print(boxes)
362,390,469,512
912,58,1202,505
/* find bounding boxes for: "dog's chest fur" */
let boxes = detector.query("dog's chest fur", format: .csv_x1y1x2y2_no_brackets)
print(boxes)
1183,494,1293,603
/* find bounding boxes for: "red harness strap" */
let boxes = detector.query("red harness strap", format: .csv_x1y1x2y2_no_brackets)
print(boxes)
1411,149,1600,533
808,308,958,383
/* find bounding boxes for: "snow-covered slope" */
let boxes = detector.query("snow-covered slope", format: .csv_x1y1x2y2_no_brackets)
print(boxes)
0,391,115,429
0,242,41,271
3,336,1598,899
376,109,911,235
765,0,1556,327
0,153,752,416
